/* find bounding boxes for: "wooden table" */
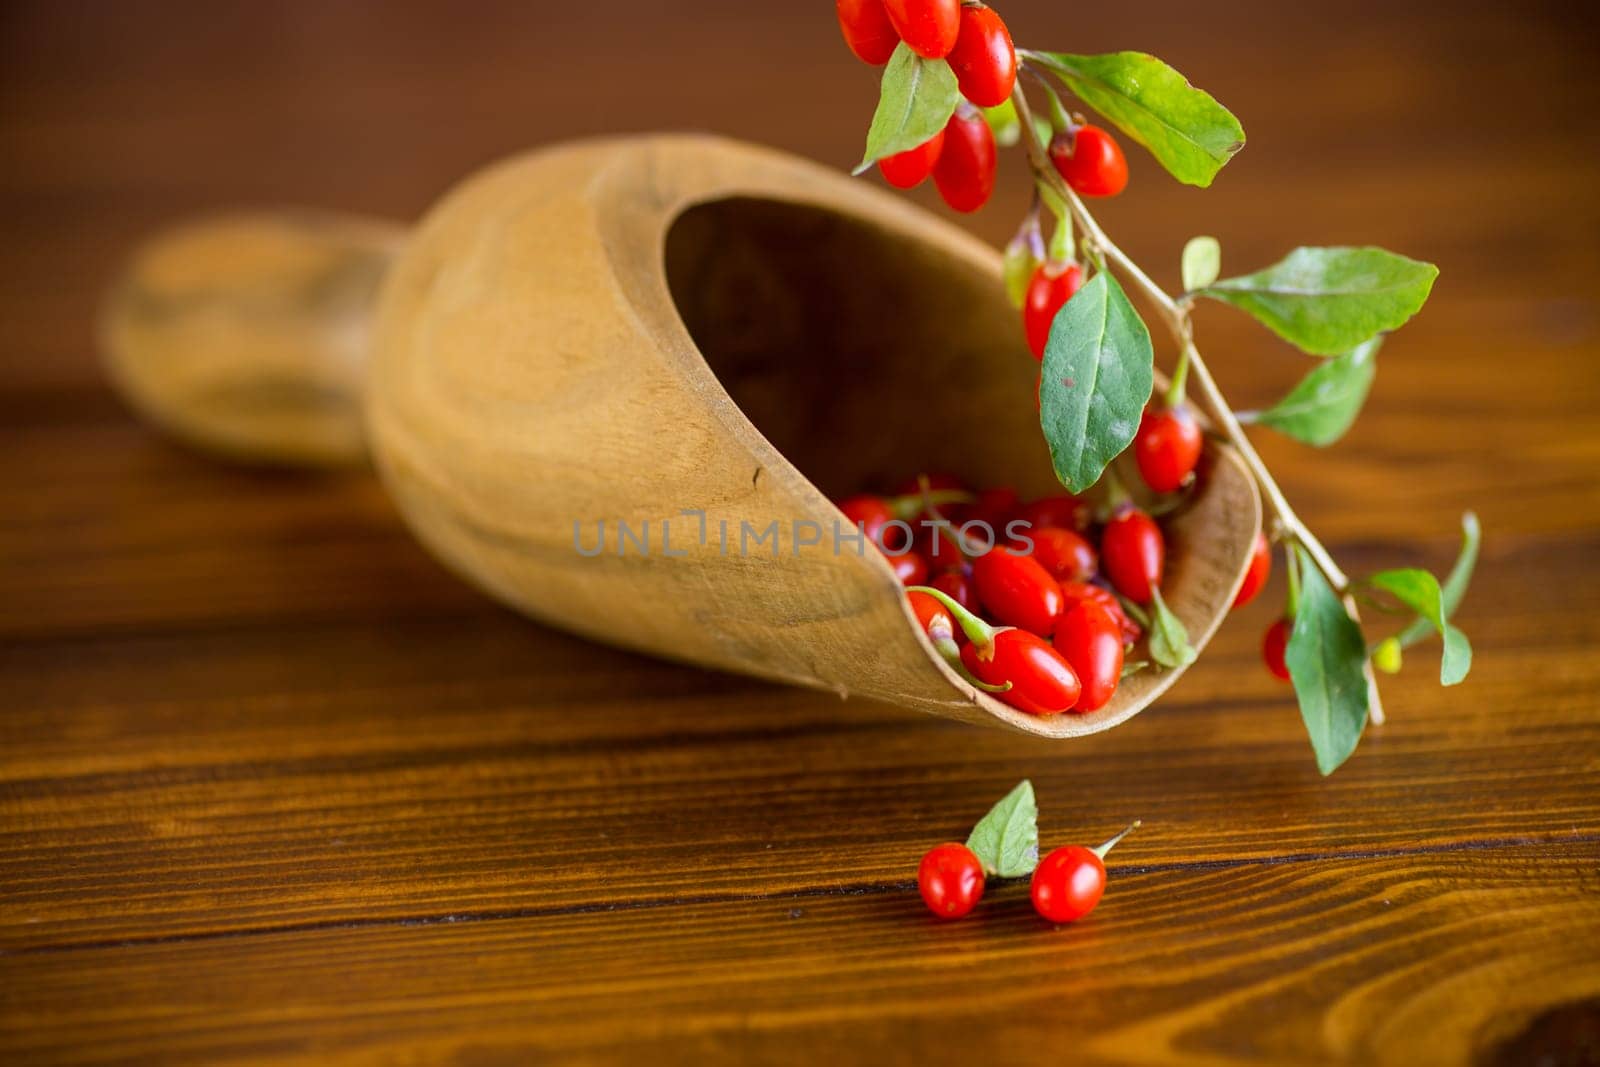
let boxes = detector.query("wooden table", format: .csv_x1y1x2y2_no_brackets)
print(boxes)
3,2,1598,1063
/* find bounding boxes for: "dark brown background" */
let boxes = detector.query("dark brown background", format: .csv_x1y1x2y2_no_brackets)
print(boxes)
3,2,1600,1064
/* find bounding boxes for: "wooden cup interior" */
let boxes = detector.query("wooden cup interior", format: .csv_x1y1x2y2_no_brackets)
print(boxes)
665,197,1062,503
664,193,1260,735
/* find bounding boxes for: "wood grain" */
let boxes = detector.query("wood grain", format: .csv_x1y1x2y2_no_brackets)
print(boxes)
2,0,1599,1064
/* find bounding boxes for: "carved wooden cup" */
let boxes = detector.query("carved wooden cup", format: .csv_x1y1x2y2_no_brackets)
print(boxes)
102,134,1261,737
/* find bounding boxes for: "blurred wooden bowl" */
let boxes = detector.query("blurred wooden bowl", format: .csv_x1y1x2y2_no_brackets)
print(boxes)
102,134,1261,737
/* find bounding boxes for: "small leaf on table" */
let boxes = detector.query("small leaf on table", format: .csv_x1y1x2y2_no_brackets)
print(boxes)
1200,246,1438,356
1025,51,1245,187
965,779,1039,878
1368,568,1472,686
1285,546,1370,775
1039,271,1155,493
855,43,960,173
1254,337,1380,446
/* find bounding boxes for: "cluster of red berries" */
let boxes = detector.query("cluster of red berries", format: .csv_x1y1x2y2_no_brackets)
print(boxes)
837,398,1281,708
920,821,1138,922
835,0,1129,215
836,476,1148,716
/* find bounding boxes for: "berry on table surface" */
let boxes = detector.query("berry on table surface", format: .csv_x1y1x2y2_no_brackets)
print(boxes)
918,841,985,918
1031,821,1139,923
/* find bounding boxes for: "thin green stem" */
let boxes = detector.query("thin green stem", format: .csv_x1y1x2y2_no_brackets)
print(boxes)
1285,541,1302,619
1046,193,1074,263
1164,323,1191,409
1090,819,1141,860
1041,80,1075,135
1010,80,1385,725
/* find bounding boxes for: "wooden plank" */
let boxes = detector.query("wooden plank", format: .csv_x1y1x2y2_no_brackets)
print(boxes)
3,844,1597,1065
3,560,1597,949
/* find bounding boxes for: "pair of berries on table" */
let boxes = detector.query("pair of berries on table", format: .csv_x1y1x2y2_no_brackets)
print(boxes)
918,813,1140,923
836,0,1016,105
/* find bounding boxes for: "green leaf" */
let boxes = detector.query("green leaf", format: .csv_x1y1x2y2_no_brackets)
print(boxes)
964,780,1039,878
855,43,960,174
1201,247,1438,356
1039,272,1155,493
1368,568,1472,686
982,98,1020,147
1285,546,1370,775
1147,588,1196,669
1024,50,1245,187
1398,512,1480,650
1253,337,1380,446
1182,236,1221,292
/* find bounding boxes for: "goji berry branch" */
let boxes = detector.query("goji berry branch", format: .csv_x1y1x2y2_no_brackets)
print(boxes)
837,3,1472,770
1010,82,1387,724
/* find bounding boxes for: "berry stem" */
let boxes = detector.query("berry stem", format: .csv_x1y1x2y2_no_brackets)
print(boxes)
1046,194,1074,264
1285,540,1303,619
909,585,995,650
1090,819,1141,859
1010,82,1386,727
1038,77,1076,135
1163,320,1192,409
889,487,975,520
